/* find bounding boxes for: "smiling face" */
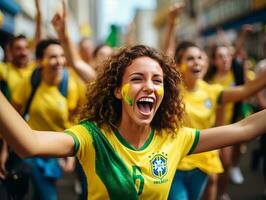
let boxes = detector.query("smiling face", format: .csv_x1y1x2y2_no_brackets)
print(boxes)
41,44,65,78
10,38,30,67
181,47,203,81
115,56,164,127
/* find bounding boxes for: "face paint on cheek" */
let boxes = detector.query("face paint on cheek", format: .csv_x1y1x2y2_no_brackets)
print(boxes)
156,86,164,96
121,83,134,106
179,63,187,73
41,58,49,67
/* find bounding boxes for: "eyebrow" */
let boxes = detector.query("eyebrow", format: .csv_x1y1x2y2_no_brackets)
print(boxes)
129,73,143,77
129,73,163,78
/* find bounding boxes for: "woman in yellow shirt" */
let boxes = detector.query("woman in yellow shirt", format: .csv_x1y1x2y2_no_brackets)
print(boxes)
168,41,266,200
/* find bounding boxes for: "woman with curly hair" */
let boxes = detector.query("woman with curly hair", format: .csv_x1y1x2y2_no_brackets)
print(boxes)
0,44,266,200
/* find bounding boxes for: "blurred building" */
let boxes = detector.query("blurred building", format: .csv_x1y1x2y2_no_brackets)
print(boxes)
0,0,84,52
154,0,266,58
198,0,266,58
0,0,20,55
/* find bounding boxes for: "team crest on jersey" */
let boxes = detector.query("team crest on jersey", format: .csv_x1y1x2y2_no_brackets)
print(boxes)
204,98,212,109
149,152,168,184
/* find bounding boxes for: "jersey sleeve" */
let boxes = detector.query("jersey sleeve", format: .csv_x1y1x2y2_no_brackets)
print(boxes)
210,83,224,105
176,127,200,158
64,124,94,161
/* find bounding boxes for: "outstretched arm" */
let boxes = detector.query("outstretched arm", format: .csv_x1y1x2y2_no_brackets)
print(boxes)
51,0,96,83
0,92,75,158
194,109,266,153
161,3,184,57
221,69,266,103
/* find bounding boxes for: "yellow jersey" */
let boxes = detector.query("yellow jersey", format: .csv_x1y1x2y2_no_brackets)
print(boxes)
0,62,35,100
13,72,79,131
210,71,235,124
65,121,199,200
177,80,224,174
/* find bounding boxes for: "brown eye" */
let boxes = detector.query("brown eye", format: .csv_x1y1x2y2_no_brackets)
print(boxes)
153,79,163,84
131,77,142,82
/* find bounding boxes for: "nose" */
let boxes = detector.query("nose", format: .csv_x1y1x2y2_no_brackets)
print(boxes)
56,56,65,66
143,80,155,93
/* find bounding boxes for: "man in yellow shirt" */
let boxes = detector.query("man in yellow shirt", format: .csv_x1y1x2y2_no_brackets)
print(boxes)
0,35,35,101
12,39,79,200
0,35,36,199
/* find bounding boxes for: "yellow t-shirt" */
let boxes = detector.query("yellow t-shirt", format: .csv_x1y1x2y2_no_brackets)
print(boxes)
65,122,199,200
178,80,224,174
0,62,35,100
69,68,87,105
13,71,79,131
68,68,88,123
211,71,235,125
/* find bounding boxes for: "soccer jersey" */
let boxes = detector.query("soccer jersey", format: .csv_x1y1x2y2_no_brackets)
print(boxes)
68,68,87,123
69,68,87,105
13,72,79,131
0,62,35,100
177,80,224,174
210,71,235,125
65,121,199,200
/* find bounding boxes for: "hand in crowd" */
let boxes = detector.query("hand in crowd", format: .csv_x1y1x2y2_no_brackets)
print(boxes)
167,2,184,26
58,157,75,173
35,0,41,16
241,24,254,34
51,0,67,38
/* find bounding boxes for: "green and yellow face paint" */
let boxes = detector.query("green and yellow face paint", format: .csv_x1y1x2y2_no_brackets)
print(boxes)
41,58,49,68
121,83,134,106
156,85,164,97
179,63,187,73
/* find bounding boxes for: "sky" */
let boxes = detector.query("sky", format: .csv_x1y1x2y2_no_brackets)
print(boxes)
100,0,156,39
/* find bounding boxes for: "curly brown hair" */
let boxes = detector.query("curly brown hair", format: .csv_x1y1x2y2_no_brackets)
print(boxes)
80,45,184,132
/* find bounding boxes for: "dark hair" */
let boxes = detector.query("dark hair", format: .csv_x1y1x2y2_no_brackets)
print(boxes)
35,39,61,60
174,40,198,64
80,45,184,132
8,34,27,47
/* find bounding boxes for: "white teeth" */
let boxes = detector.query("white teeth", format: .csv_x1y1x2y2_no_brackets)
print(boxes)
138,97,154,103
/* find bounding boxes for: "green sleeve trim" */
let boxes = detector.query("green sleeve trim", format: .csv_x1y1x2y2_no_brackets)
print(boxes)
64,130,80,155
188,130,200,155
217,90,224,105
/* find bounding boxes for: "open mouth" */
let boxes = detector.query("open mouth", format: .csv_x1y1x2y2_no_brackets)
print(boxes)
136,97,155,115
192,68,201,75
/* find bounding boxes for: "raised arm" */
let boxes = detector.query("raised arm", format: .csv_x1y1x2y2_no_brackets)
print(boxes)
51,0,96,82
0,92,75,158
221,69,266,103
161,3,184,57
234,24,253,58
31,0,43,51
194,109,266,153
